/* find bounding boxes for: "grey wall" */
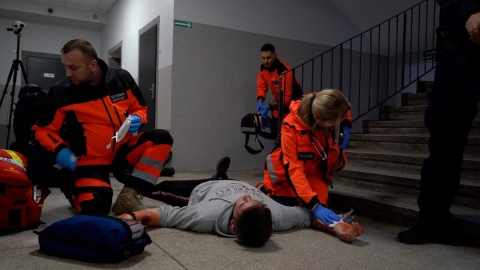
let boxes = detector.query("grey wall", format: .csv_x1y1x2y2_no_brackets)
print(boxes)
174,0,360,46
0,0,434,172
171,23,328,171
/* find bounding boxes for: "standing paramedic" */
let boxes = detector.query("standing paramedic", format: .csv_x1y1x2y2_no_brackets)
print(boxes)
263,89,352,228
398,0,480,244
256,43,302,120
33,39,173,215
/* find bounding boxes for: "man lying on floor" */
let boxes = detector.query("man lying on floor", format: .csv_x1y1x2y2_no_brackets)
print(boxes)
118,157,364,247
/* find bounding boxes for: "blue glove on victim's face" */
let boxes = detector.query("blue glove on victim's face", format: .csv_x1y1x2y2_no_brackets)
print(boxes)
340,126,351,150
312,204,341,226
129,115,141,134
56,147,77,171
256,100,264,113
260,104,270,117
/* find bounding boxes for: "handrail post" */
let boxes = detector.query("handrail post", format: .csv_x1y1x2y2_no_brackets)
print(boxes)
401,12,407,89
277,74,283,136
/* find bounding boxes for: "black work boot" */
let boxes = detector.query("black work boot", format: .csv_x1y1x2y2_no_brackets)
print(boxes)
212,156,230,179
160,166,175,177
398,212,455,244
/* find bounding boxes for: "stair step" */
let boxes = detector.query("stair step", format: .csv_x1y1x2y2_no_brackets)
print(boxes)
328,183,480,240
341,87,480,241
335,164,480,209
346,149,480,179
415,81,434,93
401,95,428,106
348,134,480,158
382,105,427,121
363,119,480,135
382,104,480,121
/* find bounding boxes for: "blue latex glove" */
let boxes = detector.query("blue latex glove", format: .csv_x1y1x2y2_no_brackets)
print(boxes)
56,148,77,171
256,100,263,113
312,204,341,226
260,104,270,117
340,126,351,150
129,115,141,134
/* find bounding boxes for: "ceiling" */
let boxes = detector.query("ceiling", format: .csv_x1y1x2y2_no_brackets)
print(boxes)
24,0,119,13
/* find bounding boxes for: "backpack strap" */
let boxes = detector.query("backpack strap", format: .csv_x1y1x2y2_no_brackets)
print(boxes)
244,133,264,155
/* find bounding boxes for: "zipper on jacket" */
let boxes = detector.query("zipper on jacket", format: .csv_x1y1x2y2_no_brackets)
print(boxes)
101,98,118,152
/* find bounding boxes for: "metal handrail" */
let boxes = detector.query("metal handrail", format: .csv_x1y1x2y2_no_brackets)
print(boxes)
278,0,439,128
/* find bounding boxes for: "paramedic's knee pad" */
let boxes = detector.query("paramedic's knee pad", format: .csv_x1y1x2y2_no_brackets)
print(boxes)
78,187,113,215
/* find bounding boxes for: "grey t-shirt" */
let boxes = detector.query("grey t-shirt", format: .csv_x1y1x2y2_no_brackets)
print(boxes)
158,180,311,237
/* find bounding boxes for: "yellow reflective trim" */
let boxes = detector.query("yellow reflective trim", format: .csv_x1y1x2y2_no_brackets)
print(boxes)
4,150,25,168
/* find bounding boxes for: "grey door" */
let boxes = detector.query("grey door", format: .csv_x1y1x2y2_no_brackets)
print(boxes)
23,52,65,91
139,25,157,131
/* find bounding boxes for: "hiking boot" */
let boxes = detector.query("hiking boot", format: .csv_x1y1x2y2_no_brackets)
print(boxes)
112,186,147,214
160,166,175,177
212,156,230,179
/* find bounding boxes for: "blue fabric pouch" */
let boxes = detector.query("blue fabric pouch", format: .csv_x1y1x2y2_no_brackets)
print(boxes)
34,214,152,263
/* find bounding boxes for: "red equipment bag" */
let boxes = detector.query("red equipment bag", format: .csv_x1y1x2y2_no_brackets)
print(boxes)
0,149,48,231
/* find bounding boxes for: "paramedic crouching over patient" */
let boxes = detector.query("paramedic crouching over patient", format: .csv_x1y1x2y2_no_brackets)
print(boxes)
33,39,174,215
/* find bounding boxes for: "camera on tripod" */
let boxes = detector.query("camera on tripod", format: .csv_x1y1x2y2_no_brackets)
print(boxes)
2,19,29,148
13,21,25,28
7,20,26,34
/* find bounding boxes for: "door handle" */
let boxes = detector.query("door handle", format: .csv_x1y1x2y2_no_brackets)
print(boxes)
148,83,155,99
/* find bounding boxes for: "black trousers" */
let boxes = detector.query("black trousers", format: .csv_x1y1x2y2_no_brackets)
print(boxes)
417,39,480,223
146,178,222,207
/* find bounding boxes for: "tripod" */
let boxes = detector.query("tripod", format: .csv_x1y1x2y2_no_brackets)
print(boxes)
0,24,28,148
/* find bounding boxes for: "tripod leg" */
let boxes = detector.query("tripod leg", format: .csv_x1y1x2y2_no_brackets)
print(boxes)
0,60,16,109
5,60,22,148
18,60,29,85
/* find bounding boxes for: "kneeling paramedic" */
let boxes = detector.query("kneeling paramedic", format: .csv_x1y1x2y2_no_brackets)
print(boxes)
33,39,173,215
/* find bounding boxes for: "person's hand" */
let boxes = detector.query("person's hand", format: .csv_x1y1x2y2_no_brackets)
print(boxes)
332,222,364,242
256,100,264,113
466,12,480,45
312,204,341,226
260,104,270,117
310,215,364,242
340,126,351,150
118,208,161,227
56,147,77,171
129,115,141,134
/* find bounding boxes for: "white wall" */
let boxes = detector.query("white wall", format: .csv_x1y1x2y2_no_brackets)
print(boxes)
100,0,174,75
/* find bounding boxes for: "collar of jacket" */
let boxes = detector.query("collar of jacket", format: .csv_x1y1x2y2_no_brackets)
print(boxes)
283,99,309,131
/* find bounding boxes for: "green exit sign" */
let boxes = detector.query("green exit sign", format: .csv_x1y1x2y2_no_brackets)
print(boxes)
423,49,435,61
174,19,192,29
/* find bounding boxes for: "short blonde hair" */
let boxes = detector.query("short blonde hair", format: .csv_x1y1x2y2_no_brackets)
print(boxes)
298,89,351,144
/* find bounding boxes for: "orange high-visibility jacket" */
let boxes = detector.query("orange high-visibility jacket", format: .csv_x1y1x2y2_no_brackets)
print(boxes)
256,58,301,117
33,59,147,167
264,97,351,208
